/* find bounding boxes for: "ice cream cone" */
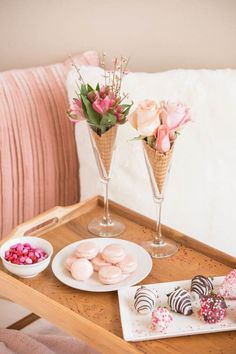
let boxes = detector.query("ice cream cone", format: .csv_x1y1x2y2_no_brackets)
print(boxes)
90,125,118,176
143,141,174,194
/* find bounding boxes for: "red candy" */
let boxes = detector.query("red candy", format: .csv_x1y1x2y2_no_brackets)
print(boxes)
200,294,227,324
4,243,48,265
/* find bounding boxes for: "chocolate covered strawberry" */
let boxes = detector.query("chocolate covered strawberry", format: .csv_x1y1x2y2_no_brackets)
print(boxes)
200,293,227,324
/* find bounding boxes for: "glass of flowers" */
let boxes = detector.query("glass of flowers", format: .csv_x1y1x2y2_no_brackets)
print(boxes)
129,100,191,258
68,54,132,237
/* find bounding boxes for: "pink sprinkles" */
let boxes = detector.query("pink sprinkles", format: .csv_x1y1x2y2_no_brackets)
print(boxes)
151,307,173,332
4,243,48,265
218,269,236,300
200,294,227,324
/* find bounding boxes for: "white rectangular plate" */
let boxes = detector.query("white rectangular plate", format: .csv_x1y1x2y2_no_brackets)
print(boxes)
118,277,236,341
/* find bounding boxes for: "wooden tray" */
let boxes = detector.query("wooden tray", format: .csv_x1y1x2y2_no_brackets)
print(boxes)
0,196,236,354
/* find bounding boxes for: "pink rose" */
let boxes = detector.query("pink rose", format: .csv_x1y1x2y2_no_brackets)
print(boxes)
160,101,191,130
92,96,114,115
128,100,160,136
155,124,171,153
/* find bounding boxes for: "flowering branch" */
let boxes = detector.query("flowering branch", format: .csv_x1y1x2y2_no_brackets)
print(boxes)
69,56,85,84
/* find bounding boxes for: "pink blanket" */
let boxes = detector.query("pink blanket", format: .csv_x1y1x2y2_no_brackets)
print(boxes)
0,329,100,354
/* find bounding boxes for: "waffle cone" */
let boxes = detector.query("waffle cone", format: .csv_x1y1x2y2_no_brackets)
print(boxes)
143,141,174,194
90,125,118,175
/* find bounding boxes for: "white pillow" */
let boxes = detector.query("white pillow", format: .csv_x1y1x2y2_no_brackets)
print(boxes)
67,66,236,257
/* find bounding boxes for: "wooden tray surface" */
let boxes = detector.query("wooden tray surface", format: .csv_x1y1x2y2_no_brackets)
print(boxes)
0,196,235,354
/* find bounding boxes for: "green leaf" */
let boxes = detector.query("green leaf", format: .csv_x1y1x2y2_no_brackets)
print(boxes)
88,122,102,130
80,95,101,125
96,83,100,91
120,104,131,110
100,113,117,127
79,94,88,118
120,103,133,116
87,84,94,92
80,84,88,96
131,135,146,141
122,107,132,116
146,135,155,148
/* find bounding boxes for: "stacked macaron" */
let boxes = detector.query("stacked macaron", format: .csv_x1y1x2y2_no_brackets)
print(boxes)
65,241,137,284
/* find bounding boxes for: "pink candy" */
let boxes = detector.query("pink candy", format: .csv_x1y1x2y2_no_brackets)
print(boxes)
5,243,48,265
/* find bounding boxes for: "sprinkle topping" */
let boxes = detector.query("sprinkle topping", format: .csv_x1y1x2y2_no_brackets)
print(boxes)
151,307,173,332
200,294,227,324
218,269,236,300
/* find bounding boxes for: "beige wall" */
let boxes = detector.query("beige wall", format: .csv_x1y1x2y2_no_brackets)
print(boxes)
0,0,236,72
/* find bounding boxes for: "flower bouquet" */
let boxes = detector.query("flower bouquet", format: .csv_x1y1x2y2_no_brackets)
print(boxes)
68,54,132,237
129,100,191,258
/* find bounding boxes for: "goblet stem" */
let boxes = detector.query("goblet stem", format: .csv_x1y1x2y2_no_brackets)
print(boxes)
102,179,112,225
154,198,164,246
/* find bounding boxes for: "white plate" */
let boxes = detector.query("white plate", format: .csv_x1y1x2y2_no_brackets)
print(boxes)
51,238,152,292
118,277,236,341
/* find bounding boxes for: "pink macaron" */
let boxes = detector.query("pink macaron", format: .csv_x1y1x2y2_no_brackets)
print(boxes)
102,244,126,264
75,241,99,260
98,265,122,285
65,255,77,271
117,254,137,274
70,258,93,281
91,253,111,272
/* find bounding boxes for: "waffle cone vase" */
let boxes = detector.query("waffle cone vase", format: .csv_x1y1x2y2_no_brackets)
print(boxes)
143,141,174,194
142,140,178,258
90,125,118,178
88,124,125,237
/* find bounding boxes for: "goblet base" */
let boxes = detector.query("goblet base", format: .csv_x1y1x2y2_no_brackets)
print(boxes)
141,238,178,259
88,217,125,237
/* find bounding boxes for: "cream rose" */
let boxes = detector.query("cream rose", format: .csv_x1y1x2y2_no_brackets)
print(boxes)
128,100,160,136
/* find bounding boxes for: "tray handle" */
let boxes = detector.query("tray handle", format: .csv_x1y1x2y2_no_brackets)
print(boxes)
4,204,79,242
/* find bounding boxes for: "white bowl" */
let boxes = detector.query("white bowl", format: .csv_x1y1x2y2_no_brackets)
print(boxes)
0,236,53,278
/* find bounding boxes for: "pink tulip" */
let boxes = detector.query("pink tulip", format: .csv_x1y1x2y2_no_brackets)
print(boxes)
87,90,99,103
100,85,110,98
92,99,104,114
68,98,85,123
160,101,191,130
114,105,122,120
155,125,171,153
71,98,84,116
102,96,114,111
92,96,114,115
67,114,81,124
115,105,121,113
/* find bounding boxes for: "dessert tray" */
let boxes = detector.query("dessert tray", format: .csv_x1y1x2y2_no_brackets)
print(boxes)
1,196,236,353
118,277,236,342
52,238,152,292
